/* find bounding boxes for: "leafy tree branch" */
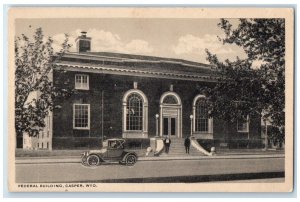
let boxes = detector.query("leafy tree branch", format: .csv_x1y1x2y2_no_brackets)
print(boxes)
15,28,73,137
204,19,285,143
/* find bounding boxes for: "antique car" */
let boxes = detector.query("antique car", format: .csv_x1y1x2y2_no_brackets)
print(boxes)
81,138,138,166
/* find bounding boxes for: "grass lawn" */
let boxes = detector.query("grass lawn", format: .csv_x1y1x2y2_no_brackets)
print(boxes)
15,148,147,158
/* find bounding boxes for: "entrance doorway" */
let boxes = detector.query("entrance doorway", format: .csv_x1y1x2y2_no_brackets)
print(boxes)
160,92,182,138
163,117,176,137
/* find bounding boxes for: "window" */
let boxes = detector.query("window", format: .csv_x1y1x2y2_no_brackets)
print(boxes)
193,95,213,134
163,95,178,104
73,104,90,129
237,115,249,132
126,93,143,131
122,89,148,138
75,74,89,90
195,98,209,132
108,140,124,149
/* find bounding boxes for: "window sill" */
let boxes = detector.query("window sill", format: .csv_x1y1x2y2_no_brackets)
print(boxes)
193,133,214,140
73,127,90,130
192,133,213,140
124,130,143,133
123,131,148,139
193,132,213,134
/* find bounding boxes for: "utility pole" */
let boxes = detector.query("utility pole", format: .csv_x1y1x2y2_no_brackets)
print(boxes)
247,117,250,149
264,120,268,151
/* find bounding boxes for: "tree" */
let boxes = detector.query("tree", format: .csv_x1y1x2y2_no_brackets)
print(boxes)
15,28,73,138
204,19,285,144
203,55,264,121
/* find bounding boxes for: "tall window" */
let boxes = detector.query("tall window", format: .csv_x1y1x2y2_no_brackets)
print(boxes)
123,89,148,138
195,98,209,132
73,104,90,129
75,74,89,90
126,93,143,131
237,115,249,132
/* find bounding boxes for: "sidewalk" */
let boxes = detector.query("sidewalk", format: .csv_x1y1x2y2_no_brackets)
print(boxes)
15,150,284,164
15,148,284,158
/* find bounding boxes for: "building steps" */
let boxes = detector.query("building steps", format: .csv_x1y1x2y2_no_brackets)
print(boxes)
160,138,206,157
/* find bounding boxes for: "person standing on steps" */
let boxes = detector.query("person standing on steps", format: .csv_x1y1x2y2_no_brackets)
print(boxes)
184,136,191,154
164,137,171,154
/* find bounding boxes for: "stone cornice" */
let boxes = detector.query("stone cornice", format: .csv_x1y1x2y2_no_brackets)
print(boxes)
54,63,218,82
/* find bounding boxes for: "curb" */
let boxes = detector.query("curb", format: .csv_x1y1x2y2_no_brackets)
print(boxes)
15,154,285,164
139,154,284,161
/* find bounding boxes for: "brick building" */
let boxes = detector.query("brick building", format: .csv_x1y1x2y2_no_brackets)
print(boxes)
39,32,262,150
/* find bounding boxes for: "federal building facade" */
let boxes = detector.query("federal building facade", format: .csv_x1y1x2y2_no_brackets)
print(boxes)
25,32,263,150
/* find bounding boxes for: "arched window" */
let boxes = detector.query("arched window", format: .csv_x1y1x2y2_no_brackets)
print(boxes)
122,89,148,138
195,98,209,132
163,95,178,104
126,93,143,131
193,95,213,134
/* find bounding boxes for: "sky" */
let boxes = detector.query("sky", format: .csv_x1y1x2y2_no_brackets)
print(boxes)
16,18,247,64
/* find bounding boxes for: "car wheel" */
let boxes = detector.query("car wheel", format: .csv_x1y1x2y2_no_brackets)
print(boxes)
87,154,100,167
125,154,137,166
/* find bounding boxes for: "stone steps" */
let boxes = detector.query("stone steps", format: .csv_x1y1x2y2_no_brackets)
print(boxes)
160,138,206,157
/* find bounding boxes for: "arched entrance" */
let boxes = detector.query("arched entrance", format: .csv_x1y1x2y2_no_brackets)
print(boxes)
159,92,182,138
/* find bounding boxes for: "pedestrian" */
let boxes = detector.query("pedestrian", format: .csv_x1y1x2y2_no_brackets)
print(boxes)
164,137,171,154
184,136,191,154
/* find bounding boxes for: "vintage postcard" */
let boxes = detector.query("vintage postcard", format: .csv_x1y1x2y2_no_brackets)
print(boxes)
7,7,294,192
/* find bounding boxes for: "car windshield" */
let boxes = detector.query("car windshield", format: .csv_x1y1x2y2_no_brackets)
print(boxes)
108,140,124,149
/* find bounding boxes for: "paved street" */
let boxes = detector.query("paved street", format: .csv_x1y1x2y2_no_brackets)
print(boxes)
215,178,285,183
15,157,284,183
